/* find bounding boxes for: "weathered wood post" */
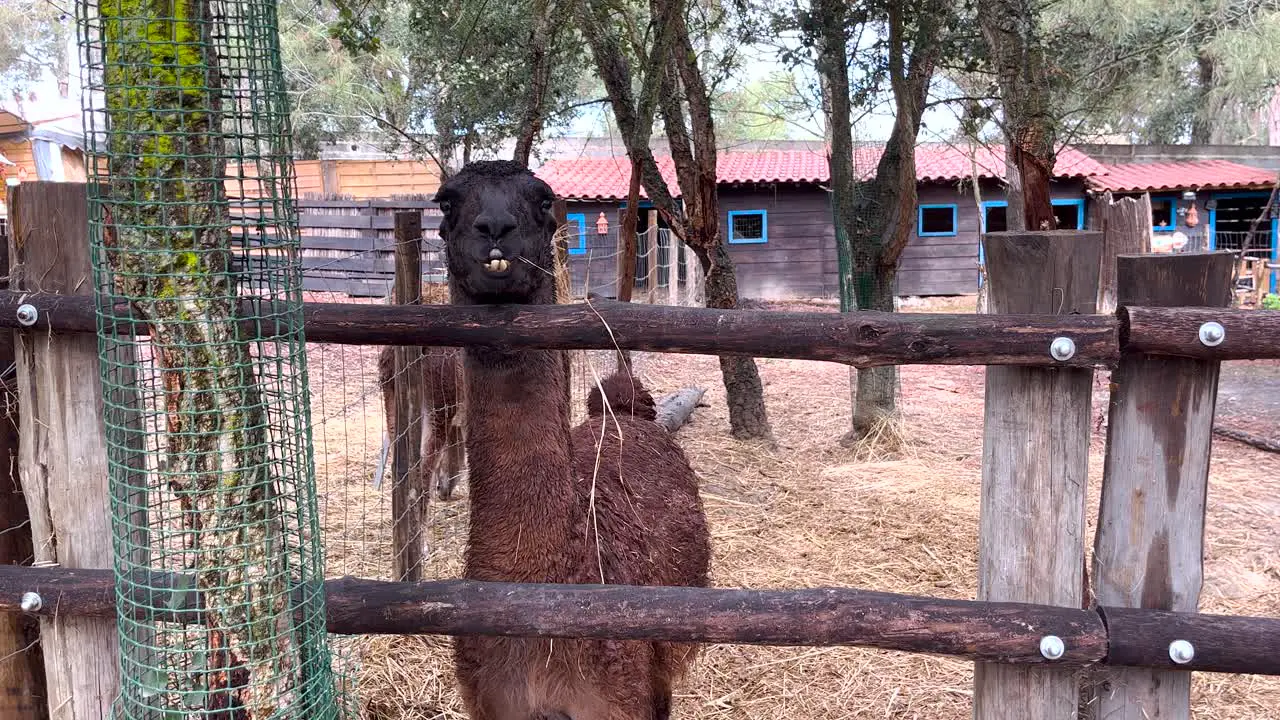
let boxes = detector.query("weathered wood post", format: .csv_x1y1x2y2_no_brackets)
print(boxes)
1085,251,1235,720
1094,192,1153,313
665,231,680,305
391,210,426,582
9,182,119,718
974,230,1102,719
645,210,659,303
0,191,45,719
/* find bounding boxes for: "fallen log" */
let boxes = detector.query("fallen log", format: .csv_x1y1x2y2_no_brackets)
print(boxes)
654,387,705,433
1213,425,1280,454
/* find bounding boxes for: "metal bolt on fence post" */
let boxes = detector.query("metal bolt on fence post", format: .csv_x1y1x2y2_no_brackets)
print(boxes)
1049,337,1076,362
19,592,42,613
15,304,38,327
1197,321,1225,347
1169,639,1195,665
1039,634,1065,660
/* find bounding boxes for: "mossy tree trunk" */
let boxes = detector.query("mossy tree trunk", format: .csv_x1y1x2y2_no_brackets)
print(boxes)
99,1,299,717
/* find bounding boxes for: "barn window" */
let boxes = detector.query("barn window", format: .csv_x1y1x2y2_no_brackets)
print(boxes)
918,204,957,236
983,199,1086,231
728,210,767,244
982,202,1007,233
1151,196,1177,232
565,213,587,255
1052,199,1085,230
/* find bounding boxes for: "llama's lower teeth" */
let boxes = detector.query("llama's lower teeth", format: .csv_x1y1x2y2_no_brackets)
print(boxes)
484,259,509,273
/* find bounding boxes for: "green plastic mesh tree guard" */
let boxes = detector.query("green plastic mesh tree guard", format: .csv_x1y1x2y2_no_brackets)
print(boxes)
76,0,343,717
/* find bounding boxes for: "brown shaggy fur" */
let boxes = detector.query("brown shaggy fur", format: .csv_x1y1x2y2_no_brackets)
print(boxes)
436,160,710,720
586,372,658,422
378,341,466,502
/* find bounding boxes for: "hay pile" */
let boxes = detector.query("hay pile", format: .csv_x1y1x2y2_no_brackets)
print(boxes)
305,295,1280,720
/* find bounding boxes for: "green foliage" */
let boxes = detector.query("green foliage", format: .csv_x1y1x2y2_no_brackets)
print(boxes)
317,0,589,170
0,0,69,94
714,71,812,141
279,0,411,158
1040,0,1280,143
1263,293,1280,310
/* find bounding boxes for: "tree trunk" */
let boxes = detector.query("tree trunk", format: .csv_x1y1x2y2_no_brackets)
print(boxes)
658,1,771,439
615,164,642,370
1003,152,1026,232
577,0,770,439
1190,53,1215,144
512,0,553,166
851,269,899,437
816,0,939,440
701,243,770,438
979,0,1056,230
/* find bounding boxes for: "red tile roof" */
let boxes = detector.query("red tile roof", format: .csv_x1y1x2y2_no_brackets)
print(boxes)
1085,160,1277,193
534,144,1110,200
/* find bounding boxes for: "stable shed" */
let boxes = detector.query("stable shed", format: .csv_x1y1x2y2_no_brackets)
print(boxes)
535,145,1108,299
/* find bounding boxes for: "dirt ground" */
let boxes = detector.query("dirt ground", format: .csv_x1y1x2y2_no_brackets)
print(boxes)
306,294,1280,720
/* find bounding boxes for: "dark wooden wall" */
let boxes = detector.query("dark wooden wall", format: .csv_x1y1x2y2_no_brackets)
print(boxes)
721,184,837,299
899,179,1090,296
260,197,444,297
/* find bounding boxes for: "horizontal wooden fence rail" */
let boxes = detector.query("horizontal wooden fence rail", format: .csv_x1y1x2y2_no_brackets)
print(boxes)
0,565,1276,676
0,291,1276,366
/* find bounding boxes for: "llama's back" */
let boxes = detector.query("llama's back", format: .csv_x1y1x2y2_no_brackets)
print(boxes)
570,373,710,687
585,372,658,421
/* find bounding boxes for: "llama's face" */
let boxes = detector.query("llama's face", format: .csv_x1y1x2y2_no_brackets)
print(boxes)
435,161,559,304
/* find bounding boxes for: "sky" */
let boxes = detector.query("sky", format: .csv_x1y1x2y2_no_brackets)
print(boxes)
566,40,963,145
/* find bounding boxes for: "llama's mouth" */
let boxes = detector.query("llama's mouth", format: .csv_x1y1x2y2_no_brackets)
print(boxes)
481,259,511,273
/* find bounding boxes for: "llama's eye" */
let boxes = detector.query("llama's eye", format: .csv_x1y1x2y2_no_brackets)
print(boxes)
540,200,553,213
439,200,452,214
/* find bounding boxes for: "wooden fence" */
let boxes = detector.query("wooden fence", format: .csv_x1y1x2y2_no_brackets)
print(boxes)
288,196,445,296
3,182,1280,720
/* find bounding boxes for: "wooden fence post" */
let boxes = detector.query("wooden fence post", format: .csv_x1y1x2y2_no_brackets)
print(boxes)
974,230,1102,720
1085,251,1235,720
1095,192,1153,313
8,182,118,719
0,192,45,719
665,232,679,305
391,210,425,582
645,210,659,303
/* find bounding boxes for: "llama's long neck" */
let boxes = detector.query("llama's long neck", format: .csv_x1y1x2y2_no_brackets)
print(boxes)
460,345,577,582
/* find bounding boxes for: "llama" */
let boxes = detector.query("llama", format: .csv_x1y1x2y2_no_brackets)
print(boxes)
435,160,711,720
377,344,466,501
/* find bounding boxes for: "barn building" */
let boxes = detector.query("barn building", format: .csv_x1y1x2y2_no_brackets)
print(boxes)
533,145,1279,299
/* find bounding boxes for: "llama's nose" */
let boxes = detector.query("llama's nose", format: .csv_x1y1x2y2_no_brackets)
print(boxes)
473,209,517,240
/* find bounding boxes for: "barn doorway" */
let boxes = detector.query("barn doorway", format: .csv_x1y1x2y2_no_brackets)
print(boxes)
1210,192,1275,261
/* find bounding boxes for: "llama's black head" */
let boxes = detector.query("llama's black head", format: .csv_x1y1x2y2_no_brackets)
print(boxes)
434,160,559,305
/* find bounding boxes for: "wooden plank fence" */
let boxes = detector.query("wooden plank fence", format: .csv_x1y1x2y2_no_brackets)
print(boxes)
271,196,446,297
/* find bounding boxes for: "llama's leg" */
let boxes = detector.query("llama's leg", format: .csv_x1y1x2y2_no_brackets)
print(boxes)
438,411,465,500
425,410,454,501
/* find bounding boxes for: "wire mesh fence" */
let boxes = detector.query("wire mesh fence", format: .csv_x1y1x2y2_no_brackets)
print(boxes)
77,0,343,717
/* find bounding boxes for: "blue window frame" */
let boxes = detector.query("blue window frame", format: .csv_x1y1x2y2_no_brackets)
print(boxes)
565,213,587,256
1051,198,1086,230
1151,195,1178,232
728,210,768,244
918,204,958,236
981,200,1008,234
